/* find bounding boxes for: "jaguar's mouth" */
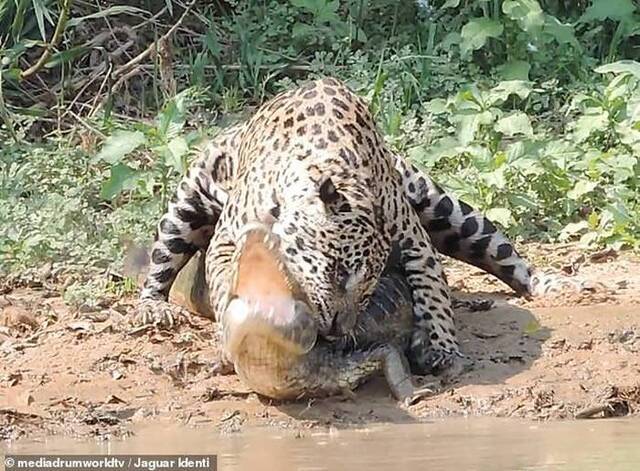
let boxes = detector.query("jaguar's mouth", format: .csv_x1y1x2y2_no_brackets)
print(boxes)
222,223,318,361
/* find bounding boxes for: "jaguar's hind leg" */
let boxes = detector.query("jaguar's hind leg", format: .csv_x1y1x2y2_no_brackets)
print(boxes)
394,154,533,296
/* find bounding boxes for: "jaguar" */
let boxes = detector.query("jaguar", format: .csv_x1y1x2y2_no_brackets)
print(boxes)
136,77,564,379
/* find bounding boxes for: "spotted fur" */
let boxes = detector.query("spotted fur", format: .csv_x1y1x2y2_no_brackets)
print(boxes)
139,77,536,374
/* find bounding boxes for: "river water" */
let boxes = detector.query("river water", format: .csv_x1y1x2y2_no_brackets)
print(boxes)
3,418,639,470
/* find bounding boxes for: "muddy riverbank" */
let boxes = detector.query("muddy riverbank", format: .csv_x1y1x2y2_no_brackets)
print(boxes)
1,243,639,442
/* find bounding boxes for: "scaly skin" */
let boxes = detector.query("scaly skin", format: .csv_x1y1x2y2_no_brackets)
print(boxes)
171,225,430,402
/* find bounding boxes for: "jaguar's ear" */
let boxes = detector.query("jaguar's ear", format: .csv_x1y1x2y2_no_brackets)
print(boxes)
318,175,340,204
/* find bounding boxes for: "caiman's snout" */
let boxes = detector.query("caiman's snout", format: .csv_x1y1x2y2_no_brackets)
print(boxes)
222,223,318,362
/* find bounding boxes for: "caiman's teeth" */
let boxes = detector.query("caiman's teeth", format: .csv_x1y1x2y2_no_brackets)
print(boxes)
230,270,238,290
264,232,280,251
266,240,276,251
277,260,291,284
238,233,248,248
237,221,272,241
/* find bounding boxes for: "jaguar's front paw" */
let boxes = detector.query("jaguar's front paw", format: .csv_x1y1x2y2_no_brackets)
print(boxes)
408,333,465,380
134,298,188,329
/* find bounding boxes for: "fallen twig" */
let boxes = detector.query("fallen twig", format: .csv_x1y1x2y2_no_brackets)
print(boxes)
575,404,612,419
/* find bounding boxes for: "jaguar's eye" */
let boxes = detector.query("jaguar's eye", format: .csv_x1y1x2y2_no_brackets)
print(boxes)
337,202,351,213
318,176,339,204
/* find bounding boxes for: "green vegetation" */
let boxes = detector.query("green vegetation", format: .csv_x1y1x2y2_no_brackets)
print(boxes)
1,1,639,298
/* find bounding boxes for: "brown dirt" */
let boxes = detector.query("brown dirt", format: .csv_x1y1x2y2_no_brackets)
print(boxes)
1,244,639,442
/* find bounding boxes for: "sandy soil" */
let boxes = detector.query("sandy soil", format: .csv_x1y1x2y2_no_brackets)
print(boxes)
1,244,639,442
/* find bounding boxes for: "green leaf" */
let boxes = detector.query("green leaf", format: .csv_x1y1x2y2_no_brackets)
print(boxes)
442,0,461,8
456,87,484,110
290,0,339,22
11,0,28,41
573,110,609,142
166,136,189,174
544,16,579,46
496,60,531,80
66,6,149,27
408,138,459,169
507,193,538,209
204,28,222,58
503,0,545,34
45,47,90,68
156,89,193,140
486,207,513,227
559,221,590,241
167,136,188,159
579,0,636,23
460,18,503,59
31,0,49,42
609,154,638,182
426,98,447,114
495,111,533,137
455,110,494,145
567,180,598,200
94,131,146,164
100,164,140,200
595,60,640,80
606,201,632,225
440,32,461,49
482,168,507,190
489,80,533,103
579,231,600,246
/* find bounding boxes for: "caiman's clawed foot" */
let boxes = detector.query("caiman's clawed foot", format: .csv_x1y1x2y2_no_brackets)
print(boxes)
375,345,436,405
134,298,188,329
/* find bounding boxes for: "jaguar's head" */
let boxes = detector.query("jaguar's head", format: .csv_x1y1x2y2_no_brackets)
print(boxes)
245,166,390,339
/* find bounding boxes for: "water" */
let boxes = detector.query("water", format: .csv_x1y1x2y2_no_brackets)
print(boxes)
3,418,639,470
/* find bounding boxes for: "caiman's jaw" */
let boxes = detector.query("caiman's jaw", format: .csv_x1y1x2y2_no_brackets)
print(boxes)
222,223,318,362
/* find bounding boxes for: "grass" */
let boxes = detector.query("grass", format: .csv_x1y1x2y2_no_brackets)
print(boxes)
1,0,639,305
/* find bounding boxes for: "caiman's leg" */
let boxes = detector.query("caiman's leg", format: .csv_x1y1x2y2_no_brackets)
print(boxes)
337,272,435,403
136,127,242,327
280,343,432,403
